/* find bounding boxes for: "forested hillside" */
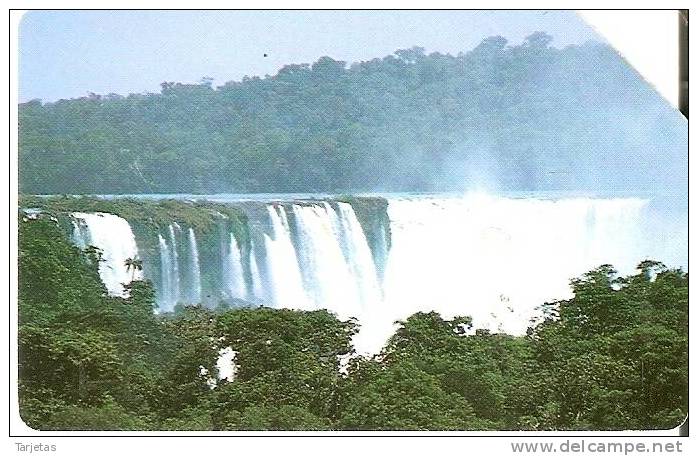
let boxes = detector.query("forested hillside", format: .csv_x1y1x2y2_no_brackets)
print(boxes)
19,33,686,195
19,213,687,430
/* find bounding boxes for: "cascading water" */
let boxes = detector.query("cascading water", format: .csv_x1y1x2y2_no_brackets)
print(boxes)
291,203,360,317
71,219,90,249
289,203,380,319
71,212,141,296
157,223,209,310
263,205,310,309
157,225,186,312
187,227,202,304
168,224,182,304
372,194,648,347
225,232,247,300
158,233,174,311
68,193,685,353
334,202,382,308
248,239,264,302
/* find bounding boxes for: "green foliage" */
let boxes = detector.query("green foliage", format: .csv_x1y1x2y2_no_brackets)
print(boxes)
19,195,248,236
217,307,357,379
157,306,220,416
212,308,358,429
159,407,214,431
530,264,688,430
18,215,172,429
18,215,687,430
368,312,533,429
43,398,150,431
18,213,106,327
19,197,256,309
339,359,481,430
220,405,330,431
19,35,684,196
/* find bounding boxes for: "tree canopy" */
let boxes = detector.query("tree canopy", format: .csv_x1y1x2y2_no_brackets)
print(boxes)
19,34,686,196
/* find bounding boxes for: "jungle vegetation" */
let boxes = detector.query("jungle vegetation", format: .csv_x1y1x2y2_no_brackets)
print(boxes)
19,33,686,197
18,214,688,431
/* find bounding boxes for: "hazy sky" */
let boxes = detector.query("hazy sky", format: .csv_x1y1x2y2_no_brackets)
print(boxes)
19,10,599,102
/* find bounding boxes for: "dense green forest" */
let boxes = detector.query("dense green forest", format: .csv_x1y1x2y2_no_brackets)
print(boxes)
19,33,686,196
19,212,687,430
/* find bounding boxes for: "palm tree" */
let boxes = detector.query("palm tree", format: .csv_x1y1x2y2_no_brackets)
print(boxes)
124,257,144,281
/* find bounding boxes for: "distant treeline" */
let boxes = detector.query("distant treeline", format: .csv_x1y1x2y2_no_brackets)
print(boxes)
19,213,688,430
19,33,686,195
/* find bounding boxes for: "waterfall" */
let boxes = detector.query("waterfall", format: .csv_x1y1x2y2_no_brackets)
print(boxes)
71,212,141,296
187,228,202,304
168,224,181,304
71,219,90,249
248,239,264,302
335,202,382,307
225,232,247,300
157,224,185,311
290,203,365,319
65,192,684,354
264,205,309,309
378,194,648,340
158,233,173,311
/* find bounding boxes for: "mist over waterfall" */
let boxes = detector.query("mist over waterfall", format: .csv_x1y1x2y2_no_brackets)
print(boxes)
371,195,650,350
68,193,686,353
71,212,141,296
